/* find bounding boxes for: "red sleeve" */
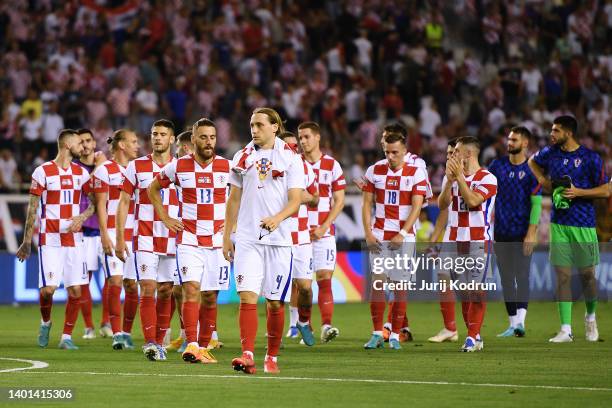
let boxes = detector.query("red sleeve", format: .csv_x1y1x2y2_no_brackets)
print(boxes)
120,176,135,195
92,175,108,194
156,172,172,188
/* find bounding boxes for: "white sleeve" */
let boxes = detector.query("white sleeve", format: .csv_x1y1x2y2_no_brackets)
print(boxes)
158,160,178,187
287,153,306,190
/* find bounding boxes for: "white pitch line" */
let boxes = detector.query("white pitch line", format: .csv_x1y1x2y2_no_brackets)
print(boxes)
11,370,612,392
0,358,49,373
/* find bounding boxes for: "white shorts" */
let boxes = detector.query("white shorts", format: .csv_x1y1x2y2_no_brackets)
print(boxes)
312,236,336,272
38,245,88,288
292,243,313,280
134,251,176,283
234,241,293,301
175,245,230,291
122,242,137,280
100,241,134,279
83,236,102,272
369,240,417,282
449,242,493,286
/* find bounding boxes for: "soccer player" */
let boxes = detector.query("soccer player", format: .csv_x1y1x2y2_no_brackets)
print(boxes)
356,122,431,342
298,121,345,343
166,130,193,352
92,129,140,349
489,126,541,337
438,136,497,352
116,119,179,360
17,129,94,350
362,131,427,350
149,118,229,364
528,115,609,343
74,128,110,339
224,107,304,374
428,139,460,343
278,131,319,345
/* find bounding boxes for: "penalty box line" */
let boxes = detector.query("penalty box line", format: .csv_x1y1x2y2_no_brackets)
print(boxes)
11,370,612,392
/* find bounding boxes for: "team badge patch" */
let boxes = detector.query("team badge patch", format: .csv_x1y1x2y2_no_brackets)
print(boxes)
237,275,244,284
140,264,147,273
181,266,188,275
518,170,526,180
574,159,582,168
255,158,272,181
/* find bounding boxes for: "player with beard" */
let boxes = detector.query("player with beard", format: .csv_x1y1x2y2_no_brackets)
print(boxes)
92,129,140,349
529,116,609,343
74,129,111,340
116,119,179,361
17,129,95,350
167,130,193,352
489,127,541,338
149,119,230,364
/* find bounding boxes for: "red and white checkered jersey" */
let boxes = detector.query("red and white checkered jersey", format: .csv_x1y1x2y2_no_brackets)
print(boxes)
364,161,428,241
30,161,91,247
304,154,346,237
121,155,179,255
92,160,135,243
403,152,433,201
156,154,230,248
443,169,497,242
292,160,318,245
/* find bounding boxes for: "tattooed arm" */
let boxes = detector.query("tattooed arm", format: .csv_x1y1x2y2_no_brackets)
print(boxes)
17,194,40,261
67,192,96,233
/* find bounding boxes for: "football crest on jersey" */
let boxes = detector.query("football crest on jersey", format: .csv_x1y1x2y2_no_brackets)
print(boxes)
518,170,526,179
255,158,272,180
140,264,147,273
181,266,188,275
237,274,244,284
574,158,581,168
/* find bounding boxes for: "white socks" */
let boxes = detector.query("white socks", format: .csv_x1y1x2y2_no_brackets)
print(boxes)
290,306,298,327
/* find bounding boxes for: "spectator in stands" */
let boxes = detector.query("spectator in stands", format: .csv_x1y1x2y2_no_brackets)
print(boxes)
0,147,19,192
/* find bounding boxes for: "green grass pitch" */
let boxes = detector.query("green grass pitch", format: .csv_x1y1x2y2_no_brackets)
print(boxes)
0,302,610,408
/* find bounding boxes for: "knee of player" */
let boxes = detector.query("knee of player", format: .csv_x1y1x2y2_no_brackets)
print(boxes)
40,287,55,299
67,285,82,298
123,278,137,292
200,290,218,306
266,299,283,310
297,286,312,297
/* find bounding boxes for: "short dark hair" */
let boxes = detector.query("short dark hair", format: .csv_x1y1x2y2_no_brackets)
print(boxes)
298,121,320,134
192,118,216,131
456,136,481,151
553,115,578,137
448,138,457,148
383,132,406,145
383,122,407,137
510,126,532,140
177,131,193,145
57,128,77,146
77,128,93,136
152,119,175,134
279,131,297,141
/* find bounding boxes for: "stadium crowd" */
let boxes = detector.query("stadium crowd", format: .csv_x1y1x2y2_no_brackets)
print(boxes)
0,0,610,195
